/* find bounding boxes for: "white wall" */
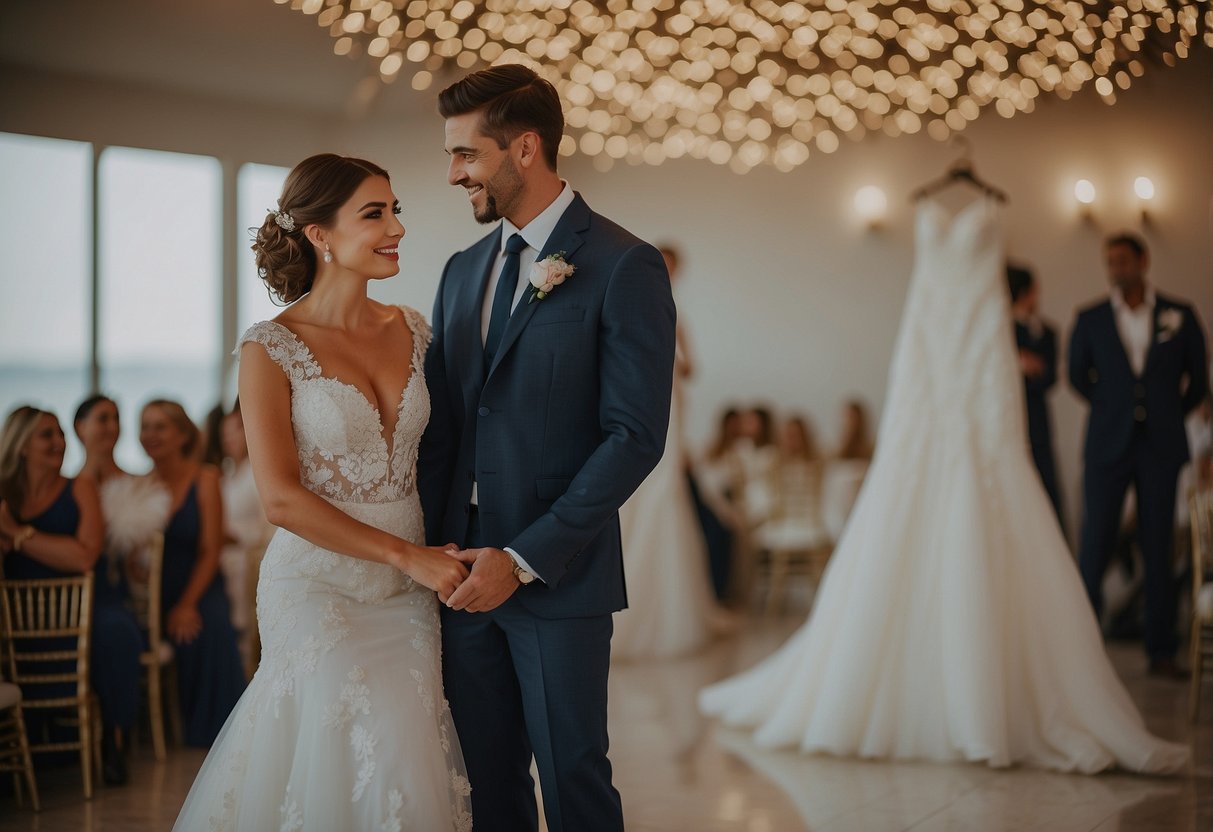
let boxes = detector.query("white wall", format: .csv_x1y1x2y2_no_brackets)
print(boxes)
4,52,1211,540
340,51,1213,540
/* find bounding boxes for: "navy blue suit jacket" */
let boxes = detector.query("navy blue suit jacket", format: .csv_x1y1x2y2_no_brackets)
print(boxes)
418,194,677,619
1068,292,1208,467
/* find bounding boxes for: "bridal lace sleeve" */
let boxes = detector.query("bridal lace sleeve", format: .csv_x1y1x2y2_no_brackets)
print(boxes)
399,305,432,358
234,321,320,384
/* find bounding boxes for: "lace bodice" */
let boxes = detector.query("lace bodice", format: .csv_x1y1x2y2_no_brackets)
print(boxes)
236,306,431,505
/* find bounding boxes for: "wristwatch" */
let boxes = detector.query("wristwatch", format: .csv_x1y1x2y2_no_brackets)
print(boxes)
508,553,536,585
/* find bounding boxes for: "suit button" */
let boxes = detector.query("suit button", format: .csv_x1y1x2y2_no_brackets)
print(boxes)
1134,405,1147,422
478,406,490,417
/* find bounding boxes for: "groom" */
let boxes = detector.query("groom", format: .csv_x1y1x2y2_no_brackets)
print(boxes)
418,64,676,832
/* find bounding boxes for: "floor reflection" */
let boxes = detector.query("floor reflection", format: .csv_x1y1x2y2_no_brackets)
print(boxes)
3,618,1209,832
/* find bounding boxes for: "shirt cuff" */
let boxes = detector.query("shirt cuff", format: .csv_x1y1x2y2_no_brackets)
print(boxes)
504,547,544,584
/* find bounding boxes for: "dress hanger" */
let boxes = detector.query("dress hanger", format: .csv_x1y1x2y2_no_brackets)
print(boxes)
910,137,1009,203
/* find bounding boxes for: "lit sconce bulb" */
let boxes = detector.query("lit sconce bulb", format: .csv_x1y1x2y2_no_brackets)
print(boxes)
854,186,889,229
1074,179,1096,205
1134,176,1155,200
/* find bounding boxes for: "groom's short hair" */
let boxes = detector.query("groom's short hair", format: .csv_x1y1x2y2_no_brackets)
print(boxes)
438,64,564,172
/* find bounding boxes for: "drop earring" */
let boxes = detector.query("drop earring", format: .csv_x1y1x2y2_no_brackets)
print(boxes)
323,245,333,264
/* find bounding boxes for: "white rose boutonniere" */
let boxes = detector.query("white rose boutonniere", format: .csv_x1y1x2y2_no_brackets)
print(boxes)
528,252,576,303
1156,307,1183,342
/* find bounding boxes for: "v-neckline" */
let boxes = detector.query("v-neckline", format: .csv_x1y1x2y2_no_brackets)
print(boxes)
271,308,420,459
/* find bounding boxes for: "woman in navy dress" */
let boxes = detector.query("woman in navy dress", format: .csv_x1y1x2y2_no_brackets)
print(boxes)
0,405,142,785
139,399,244,747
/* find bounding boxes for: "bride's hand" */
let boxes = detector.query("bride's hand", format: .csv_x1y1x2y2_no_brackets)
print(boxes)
395,545,469,604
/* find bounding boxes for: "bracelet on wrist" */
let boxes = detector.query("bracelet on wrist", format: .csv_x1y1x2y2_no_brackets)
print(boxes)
13,525,35,552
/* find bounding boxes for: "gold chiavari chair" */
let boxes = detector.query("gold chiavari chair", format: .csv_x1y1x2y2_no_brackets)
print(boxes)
0,678,39,810
128,533,179,761
1189,487,1213,721
753,459,833,617
0,575,96,799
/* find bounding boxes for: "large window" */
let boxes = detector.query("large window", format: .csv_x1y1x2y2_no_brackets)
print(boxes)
236,163,290,338
98,147,223,470
0,133,92,472
1,134,291,474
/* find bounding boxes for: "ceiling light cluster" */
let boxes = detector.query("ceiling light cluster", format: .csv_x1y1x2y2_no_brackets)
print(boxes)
281,0,1212,173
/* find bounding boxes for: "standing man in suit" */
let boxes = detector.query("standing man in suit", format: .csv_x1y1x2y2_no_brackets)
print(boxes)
1069,232,1208,676
1008,264,1064,532
419,64,676,832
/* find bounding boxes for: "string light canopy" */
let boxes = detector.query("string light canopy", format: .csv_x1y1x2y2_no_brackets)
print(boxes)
281,0,1213,173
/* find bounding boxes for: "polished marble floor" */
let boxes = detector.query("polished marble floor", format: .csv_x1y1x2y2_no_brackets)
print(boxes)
2,619,1209,831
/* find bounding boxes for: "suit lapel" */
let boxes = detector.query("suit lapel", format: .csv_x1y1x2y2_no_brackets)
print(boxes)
486,195,592,379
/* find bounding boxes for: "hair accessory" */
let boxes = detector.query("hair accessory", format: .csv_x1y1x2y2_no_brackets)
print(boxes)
271,209,296,232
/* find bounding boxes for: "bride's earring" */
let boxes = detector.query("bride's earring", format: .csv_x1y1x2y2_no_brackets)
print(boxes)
323,244,333,264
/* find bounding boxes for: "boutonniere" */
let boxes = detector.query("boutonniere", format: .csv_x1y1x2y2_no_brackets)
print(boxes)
528,252,576,303
1156,307,1183,342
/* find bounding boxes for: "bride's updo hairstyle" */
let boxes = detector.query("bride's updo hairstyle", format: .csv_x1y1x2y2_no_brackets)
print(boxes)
252,153,390,304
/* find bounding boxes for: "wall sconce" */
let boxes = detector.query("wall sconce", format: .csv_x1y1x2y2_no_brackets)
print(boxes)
1074,179,1096,220
854,186,889,230
1134,176,1155,222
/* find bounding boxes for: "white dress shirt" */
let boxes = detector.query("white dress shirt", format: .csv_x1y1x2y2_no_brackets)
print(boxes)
1110,285,1155,377
479,181,577,344
470,181,576,582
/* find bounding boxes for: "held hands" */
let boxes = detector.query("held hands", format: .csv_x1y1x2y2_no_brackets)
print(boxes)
396,544,470,605
166,602,203,645
443,547,520,613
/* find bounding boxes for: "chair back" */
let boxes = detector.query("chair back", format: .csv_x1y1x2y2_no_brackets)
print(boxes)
0,575,93,701
128,532,165,653
1191,487,1213,610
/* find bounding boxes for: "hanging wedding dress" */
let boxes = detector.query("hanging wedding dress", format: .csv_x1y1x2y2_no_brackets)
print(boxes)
699,199,1188,774
174,307,473,830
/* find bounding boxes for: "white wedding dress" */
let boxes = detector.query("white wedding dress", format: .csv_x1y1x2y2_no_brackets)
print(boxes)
613,336,722,660
174,307,473,831
699,199,1189,774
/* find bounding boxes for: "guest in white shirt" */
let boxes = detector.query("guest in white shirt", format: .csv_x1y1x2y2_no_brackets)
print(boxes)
1068,232,1209,677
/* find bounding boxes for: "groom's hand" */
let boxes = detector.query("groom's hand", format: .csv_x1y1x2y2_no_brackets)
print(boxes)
444,547,518,613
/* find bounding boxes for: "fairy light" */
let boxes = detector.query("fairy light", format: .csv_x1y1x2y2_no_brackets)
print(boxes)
278,0,1213,172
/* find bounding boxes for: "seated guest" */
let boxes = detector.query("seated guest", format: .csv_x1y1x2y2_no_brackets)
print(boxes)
824,399,873,539
0,405,143,785
755,415,828,551
737,405,779,522
139,399,244,747
692,407,744,600
76,393,172,559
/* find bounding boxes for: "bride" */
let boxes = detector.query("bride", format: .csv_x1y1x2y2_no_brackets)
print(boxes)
700,195,1189,775
174,154,472,830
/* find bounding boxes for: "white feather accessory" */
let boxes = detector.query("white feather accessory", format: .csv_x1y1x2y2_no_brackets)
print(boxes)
101,475,171,555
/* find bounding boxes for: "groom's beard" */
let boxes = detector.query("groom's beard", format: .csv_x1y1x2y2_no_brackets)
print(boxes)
474,157,524,224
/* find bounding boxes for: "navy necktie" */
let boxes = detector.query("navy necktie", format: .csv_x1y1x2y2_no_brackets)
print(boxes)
484,233,528,369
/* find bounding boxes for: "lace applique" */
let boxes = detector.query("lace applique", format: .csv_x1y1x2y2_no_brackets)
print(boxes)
279,788,304,832
324,666,372,729
351,723,378,802
381,789,405,832
451,774,474,832
236,307,431,506
209,789,237,832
